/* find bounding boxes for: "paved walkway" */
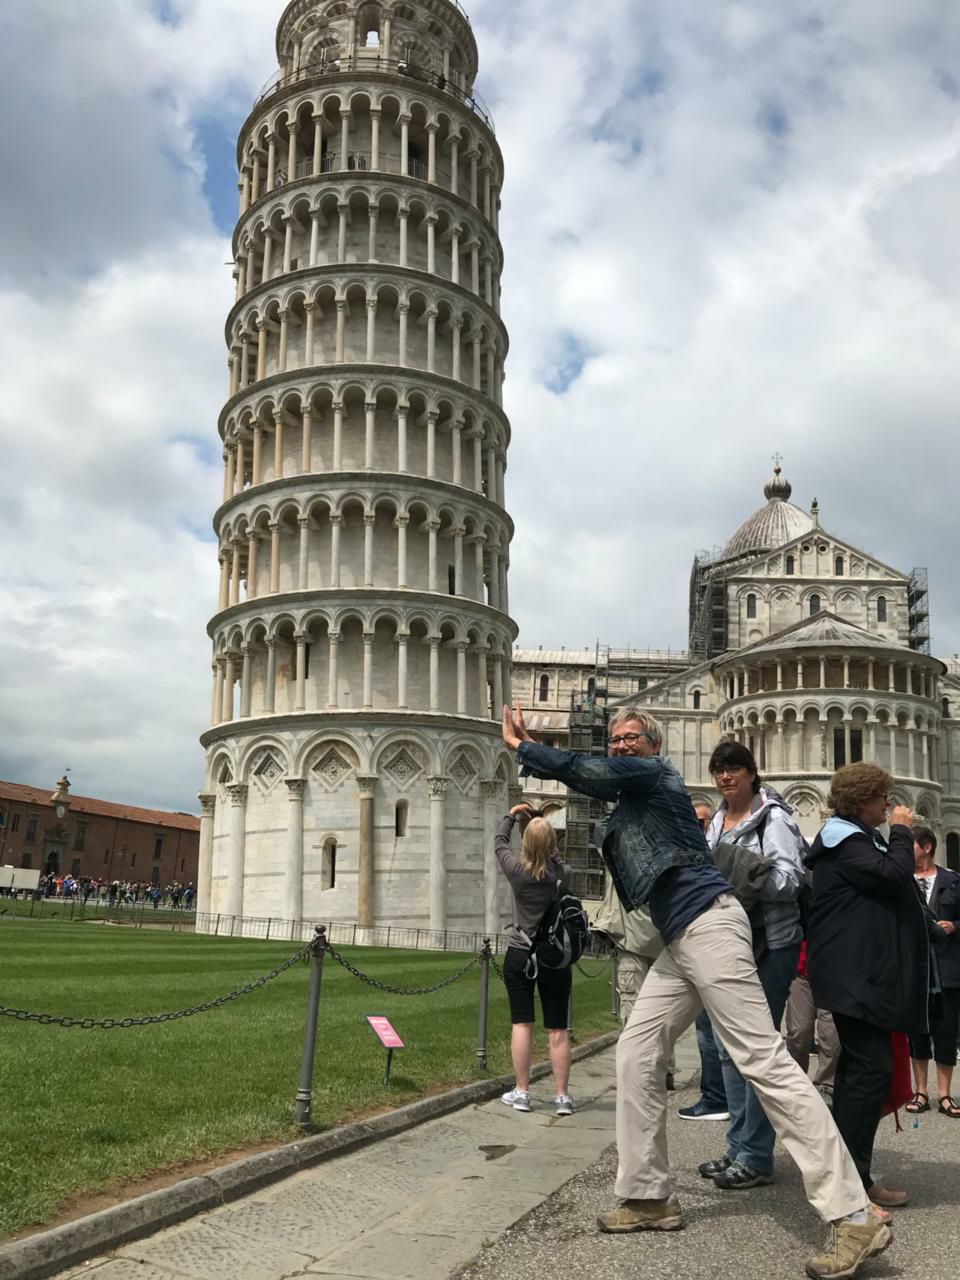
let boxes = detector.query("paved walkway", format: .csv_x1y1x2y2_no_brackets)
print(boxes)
57,1036,645,1280
58,1031,960,1280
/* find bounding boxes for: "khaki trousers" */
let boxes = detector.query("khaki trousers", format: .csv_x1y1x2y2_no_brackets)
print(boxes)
784,974,840,1087
615,895,867,1222
617,955,675,1073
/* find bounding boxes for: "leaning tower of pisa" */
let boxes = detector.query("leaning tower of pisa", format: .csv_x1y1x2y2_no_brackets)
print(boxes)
196,0,516,938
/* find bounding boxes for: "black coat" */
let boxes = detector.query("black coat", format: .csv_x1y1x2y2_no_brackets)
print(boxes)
926,867,960,988
805,822,931,1036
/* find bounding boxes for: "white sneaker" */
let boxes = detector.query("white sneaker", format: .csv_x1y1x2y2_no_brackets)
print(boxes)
501,1088,531,1111
555,1094,576,1116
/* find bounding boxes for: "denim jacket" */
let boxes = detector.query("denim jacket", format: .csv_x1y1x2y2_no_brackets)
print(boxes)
517,741,712,910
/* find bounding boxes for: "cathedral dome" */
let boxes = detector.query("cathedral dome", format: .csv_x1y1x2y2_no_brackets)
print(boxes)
722,465,814,559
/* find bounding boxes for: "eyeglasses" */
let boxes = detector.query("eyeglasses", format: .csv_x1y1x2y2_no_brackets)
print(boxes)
712,766,747,779
609,732,653,747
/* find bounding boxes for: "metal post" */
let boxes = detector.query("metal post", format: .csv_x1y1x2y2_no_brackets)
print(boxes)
214,913,221,935
610,951,619,1020
295,926,328,1128
476,938,491,1071
265,916,271,941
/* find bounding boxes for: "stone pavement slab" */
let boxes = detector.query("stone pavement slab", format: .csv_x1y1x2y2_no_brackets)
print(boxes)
55,1040,633,1280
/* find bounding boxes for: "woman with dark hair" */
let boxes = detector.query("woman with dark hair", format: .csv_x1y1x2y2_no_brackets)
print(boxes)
698,741,806,1191
805,763,926,1213
906,824,960,1117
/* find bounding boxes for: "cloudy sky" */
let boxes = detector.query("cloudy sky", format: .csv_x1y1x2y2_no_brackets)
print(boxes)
1,0,959,812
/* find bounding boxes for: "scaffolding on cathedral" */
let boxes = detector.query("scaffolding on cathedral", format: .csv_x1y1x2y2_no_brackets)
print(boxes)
564,668,609,901
908,567,930,654
688,549,729,660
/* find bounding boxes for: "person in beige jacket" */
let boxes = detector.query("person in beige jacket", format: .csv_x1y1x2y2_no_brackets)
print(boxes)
592,874,675,1088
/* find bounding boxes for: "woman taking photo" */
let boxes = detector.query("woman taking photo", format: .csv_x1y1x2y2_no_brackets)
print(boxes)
495,803,576,1116
805,763,926,1214
700,741,806,1190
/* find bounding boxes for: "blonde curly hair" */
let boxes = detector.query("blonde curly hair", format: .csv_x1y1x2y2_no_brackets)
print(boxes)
828,763,893,819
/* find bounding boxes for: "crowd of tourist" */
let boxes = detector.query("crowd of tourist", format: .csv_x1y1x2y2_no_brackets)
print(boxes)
30,875,196,908
497,700,960,1280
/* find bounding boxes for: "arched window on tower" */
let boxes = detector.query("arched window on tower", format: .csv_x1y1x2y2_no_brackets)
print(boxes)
586,676,596,697
538,673,550,702
693,691,701,709
835,556,845,576
321,837,337,890
746,594,757,619
809,594,821,616
395,801,408,838
785,555,795,575
947,832,960,873
943,697,951,719
876,595,887,623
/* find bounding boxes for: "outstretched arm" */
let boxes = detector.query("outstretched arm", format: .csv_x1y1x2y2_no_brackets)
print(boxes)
501,702,663,802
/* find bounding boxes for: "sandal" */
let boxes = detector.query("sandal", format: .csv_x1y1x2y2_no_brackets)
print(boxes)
938,1095,960,1117
904,1091,930,1114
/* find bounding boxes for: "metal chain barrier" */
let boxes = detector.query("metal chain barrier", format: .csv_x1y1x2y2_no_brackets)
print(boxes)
325,943,481,994
0,944,312,1029
489,952,504,981
574,958,608,979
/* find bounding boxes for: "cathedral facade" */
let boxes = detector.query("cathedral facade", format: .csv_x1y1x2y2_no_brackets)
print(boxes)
515,467,960,872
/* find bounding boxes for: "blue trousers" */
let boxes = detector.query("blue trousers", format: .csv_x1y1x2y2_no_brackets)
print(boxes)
696,1008,727,1110
714,943,801,1174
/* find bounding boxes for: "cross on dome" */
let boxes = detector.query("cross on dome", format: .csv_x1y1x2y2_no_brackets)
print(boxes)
764,458,792,502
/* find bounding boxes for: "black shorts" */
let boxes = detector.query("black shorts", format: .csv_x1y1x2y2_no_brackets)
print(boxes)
502,947,572,1029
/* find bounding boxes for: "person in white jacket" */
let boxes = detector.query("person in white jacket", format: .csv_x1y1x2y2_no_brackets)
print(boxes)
698,740,806,1192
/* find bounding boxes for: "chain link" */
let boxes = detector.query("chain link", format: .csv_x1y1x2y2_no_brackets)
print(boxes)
489,953,504,981
325,943,481,994
574,958,608,980
0,944,312,1029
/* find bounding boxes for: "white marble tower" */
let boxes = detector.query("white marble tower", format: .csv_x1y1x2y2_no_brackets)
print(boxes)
197,0,516,937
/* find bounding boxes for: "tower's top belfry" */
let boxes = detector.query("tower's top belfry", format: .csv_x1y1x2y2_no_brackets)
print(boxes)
275,0,480,91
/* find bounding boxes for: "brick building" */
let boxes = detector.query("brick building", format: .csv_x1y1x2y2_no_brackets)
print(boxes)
0,777,200,886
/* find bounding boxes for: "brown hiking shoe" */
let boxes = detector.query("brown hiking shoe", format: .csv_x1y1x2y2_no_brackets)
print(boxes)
805,1211,892,1278
597,1196,684,1233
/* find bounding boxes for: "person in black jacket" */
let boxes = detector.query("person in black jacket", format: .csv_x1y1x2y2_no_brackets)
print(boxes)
906,825,960,1117
806,763,928,1214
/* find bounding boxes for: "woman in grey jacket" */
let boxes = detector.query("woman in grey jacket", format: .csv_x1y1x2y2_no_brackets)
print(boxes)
495,804,576,1116
699,741,806,1191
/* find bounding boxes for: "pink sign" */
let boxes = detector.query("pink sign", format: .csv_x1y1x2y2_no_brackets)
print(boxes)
366,1015,405,1049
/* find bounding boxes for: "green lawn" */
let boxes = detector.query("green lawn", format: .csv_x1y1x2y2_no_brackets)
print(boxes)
0,921,616,1238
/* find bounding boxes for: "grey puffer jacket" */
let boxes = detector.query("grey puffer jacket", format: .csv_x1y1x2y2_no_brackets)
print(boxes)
706,788,806,950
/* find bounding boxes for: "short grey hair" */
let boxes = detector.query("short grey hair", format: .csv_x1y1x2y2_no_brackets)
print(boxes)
608,707,663,750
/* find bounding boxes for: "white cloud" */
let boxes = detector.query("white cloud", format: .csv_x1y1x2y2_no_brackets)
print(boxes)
2,0,960,810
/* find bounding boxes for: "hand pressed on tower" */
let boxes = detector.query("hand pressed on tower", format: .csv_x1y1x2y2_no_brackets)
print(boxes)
501,700,532,750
